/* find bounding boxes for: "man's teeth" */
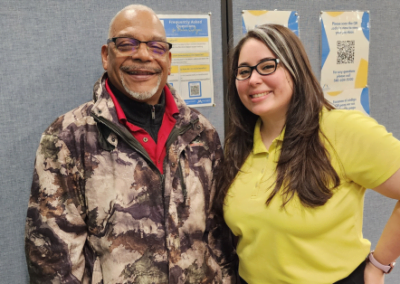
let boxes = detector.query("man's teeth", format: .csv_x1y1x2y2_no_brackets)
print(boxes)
127,71,154,75
251,92,268,98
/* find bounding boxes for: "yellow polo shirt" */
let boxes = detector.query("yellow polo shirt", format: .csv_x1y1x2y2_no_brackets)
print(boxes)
224,109,400,284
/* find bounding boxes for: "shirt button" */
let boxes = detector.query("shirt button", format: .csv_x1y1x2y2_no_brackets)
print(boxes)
143,137,148,142
111,137,116,142
171,162,176,167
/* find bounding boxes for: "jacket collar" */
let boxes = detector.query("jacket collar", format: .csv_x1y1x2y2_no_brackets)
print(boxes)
92,72,198,129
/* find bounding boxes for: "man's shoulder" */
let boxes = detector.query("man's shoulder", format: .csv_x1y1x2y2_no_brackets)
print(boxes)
184,107,222,155
168,85,218,134
43,100,96,137
188,107,218,132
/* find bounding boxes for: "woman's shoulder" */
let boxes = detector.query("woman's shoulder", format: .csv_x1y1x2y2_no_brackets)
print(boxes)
320,109,400,188
320,107,399,152
322,107,370,124
320,108,380,135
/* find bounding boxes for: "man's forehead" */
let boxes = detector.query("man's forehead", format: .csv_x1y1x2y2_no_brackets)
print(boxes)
110,9,166,38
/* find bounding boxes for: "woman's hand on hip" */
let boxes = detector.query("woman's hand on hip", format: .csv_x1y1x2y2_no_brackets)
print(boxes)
364,261,384,284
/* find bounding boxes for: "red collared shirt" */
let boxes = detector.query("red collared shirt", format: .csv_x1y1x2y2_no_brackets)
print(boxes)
105,79,178,173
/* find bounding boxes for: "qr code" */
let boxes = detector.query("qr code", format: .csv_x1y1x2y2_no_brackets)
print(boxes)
336,40,355,64
190,85,200,96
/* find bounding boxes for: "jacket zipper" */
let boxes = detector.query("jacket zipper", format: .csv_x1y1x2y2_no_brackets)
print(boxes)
92,113,199,180
165,118,199,205
92,114,162,176
93,112,199,270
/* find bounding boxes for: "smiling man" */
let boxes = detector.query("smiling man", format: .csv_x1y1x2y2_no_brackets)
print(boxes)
102,6,170,105
25,4,237,284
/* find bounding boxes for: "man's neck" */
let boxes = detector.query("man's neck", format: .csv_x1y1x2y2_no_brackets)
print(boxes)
108,80,166,143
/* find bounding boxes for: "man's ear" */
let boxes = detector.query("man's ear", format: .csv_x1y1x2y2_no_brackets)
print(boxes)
101,45,109,71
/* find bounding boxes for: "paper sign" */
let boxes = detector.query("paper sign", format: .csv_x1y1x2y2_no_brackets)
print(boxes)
242,10,299,36
159,14,214,107
320,11,370,114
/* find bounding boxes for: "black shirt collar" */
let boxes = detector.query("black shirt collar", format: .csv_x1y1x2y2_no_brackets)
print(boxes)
108,81,165,143
108,81,165,126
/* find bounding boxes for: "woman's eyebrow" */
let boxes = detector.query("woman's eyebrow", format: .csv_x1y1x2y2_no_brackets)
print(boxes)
238,57,276,67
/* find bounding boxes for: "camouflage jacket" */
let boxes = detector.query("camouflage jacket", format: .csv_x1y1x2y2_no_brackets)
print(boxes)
25,74,237,284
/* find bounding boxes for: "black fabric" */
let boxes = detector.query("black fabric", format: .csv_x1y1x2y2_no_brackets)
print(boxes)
239,275,248,284
333,260,366,284
238,260,366,284
108,80,165,143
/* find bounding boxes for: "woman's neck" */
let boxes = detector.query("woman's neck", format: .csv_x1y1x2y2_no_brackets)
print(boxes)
259,115,286,150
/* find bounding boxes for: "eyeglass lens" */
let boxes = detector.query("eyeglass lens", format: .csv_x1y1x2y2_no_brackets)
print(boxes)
114,38,169,57
236,60,278,80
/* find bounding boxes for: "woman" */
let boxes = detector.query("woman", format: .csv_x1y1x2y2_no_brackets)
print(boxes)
215,24,400,284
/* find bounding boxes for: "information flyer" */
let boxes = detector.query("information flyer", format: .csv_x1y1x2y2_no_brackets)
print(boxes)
158,14,214,107
320,11,370,114
242,10,299,35
325,88,370,115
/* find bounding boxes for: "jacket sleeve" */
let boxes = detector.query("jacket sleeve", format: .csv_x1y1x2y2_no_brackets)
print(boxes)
25,131,88,284
207,131,238,284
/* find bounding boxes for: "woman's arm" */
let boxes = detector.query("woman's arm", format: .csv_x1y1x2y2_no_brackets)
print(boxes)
364,168,400,284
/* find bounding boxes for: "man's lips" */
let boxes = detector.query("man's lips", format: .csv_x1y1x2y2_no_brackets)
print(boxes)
120,66,161,76
125,70,155,75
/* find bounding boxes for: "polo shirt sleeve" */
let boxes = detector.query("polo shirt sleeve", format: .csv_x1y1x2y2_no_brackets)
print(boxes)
330,110,400,189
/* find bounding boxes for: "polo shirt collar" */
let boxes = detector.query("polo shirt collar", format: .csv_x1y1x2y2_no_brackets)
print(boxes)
253,118,285,154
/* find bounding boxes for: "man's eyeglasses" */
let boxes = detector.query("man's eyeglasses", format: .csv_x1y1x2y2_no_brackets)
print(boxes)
235,58,280,81
107,37,172,57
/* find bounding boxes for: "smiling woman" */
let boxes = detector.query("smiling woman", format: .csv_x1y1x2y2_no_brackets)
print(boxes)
214,24,400,284
235,38,293,137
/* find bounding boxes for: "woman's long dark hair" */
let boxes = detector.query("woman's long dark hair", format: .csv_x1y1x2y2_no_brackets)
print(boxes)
214,24,340,216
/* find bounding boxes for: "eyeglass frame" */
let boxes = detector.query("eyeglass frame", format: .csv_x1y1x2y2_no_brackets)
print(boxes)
106,37,173,56
235,58,280,81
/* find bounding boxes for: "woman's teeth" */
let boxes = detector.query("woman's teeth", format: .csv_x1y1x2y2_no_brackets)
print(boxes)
251,92,269,98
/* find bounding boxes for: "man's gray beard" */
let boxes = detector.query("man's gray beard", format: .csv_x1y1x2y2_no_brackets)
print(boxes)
120,71,162,101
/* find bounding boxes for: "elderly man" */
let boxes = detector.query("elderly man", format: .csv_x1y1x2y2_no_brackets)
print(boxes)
25,4,237,284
